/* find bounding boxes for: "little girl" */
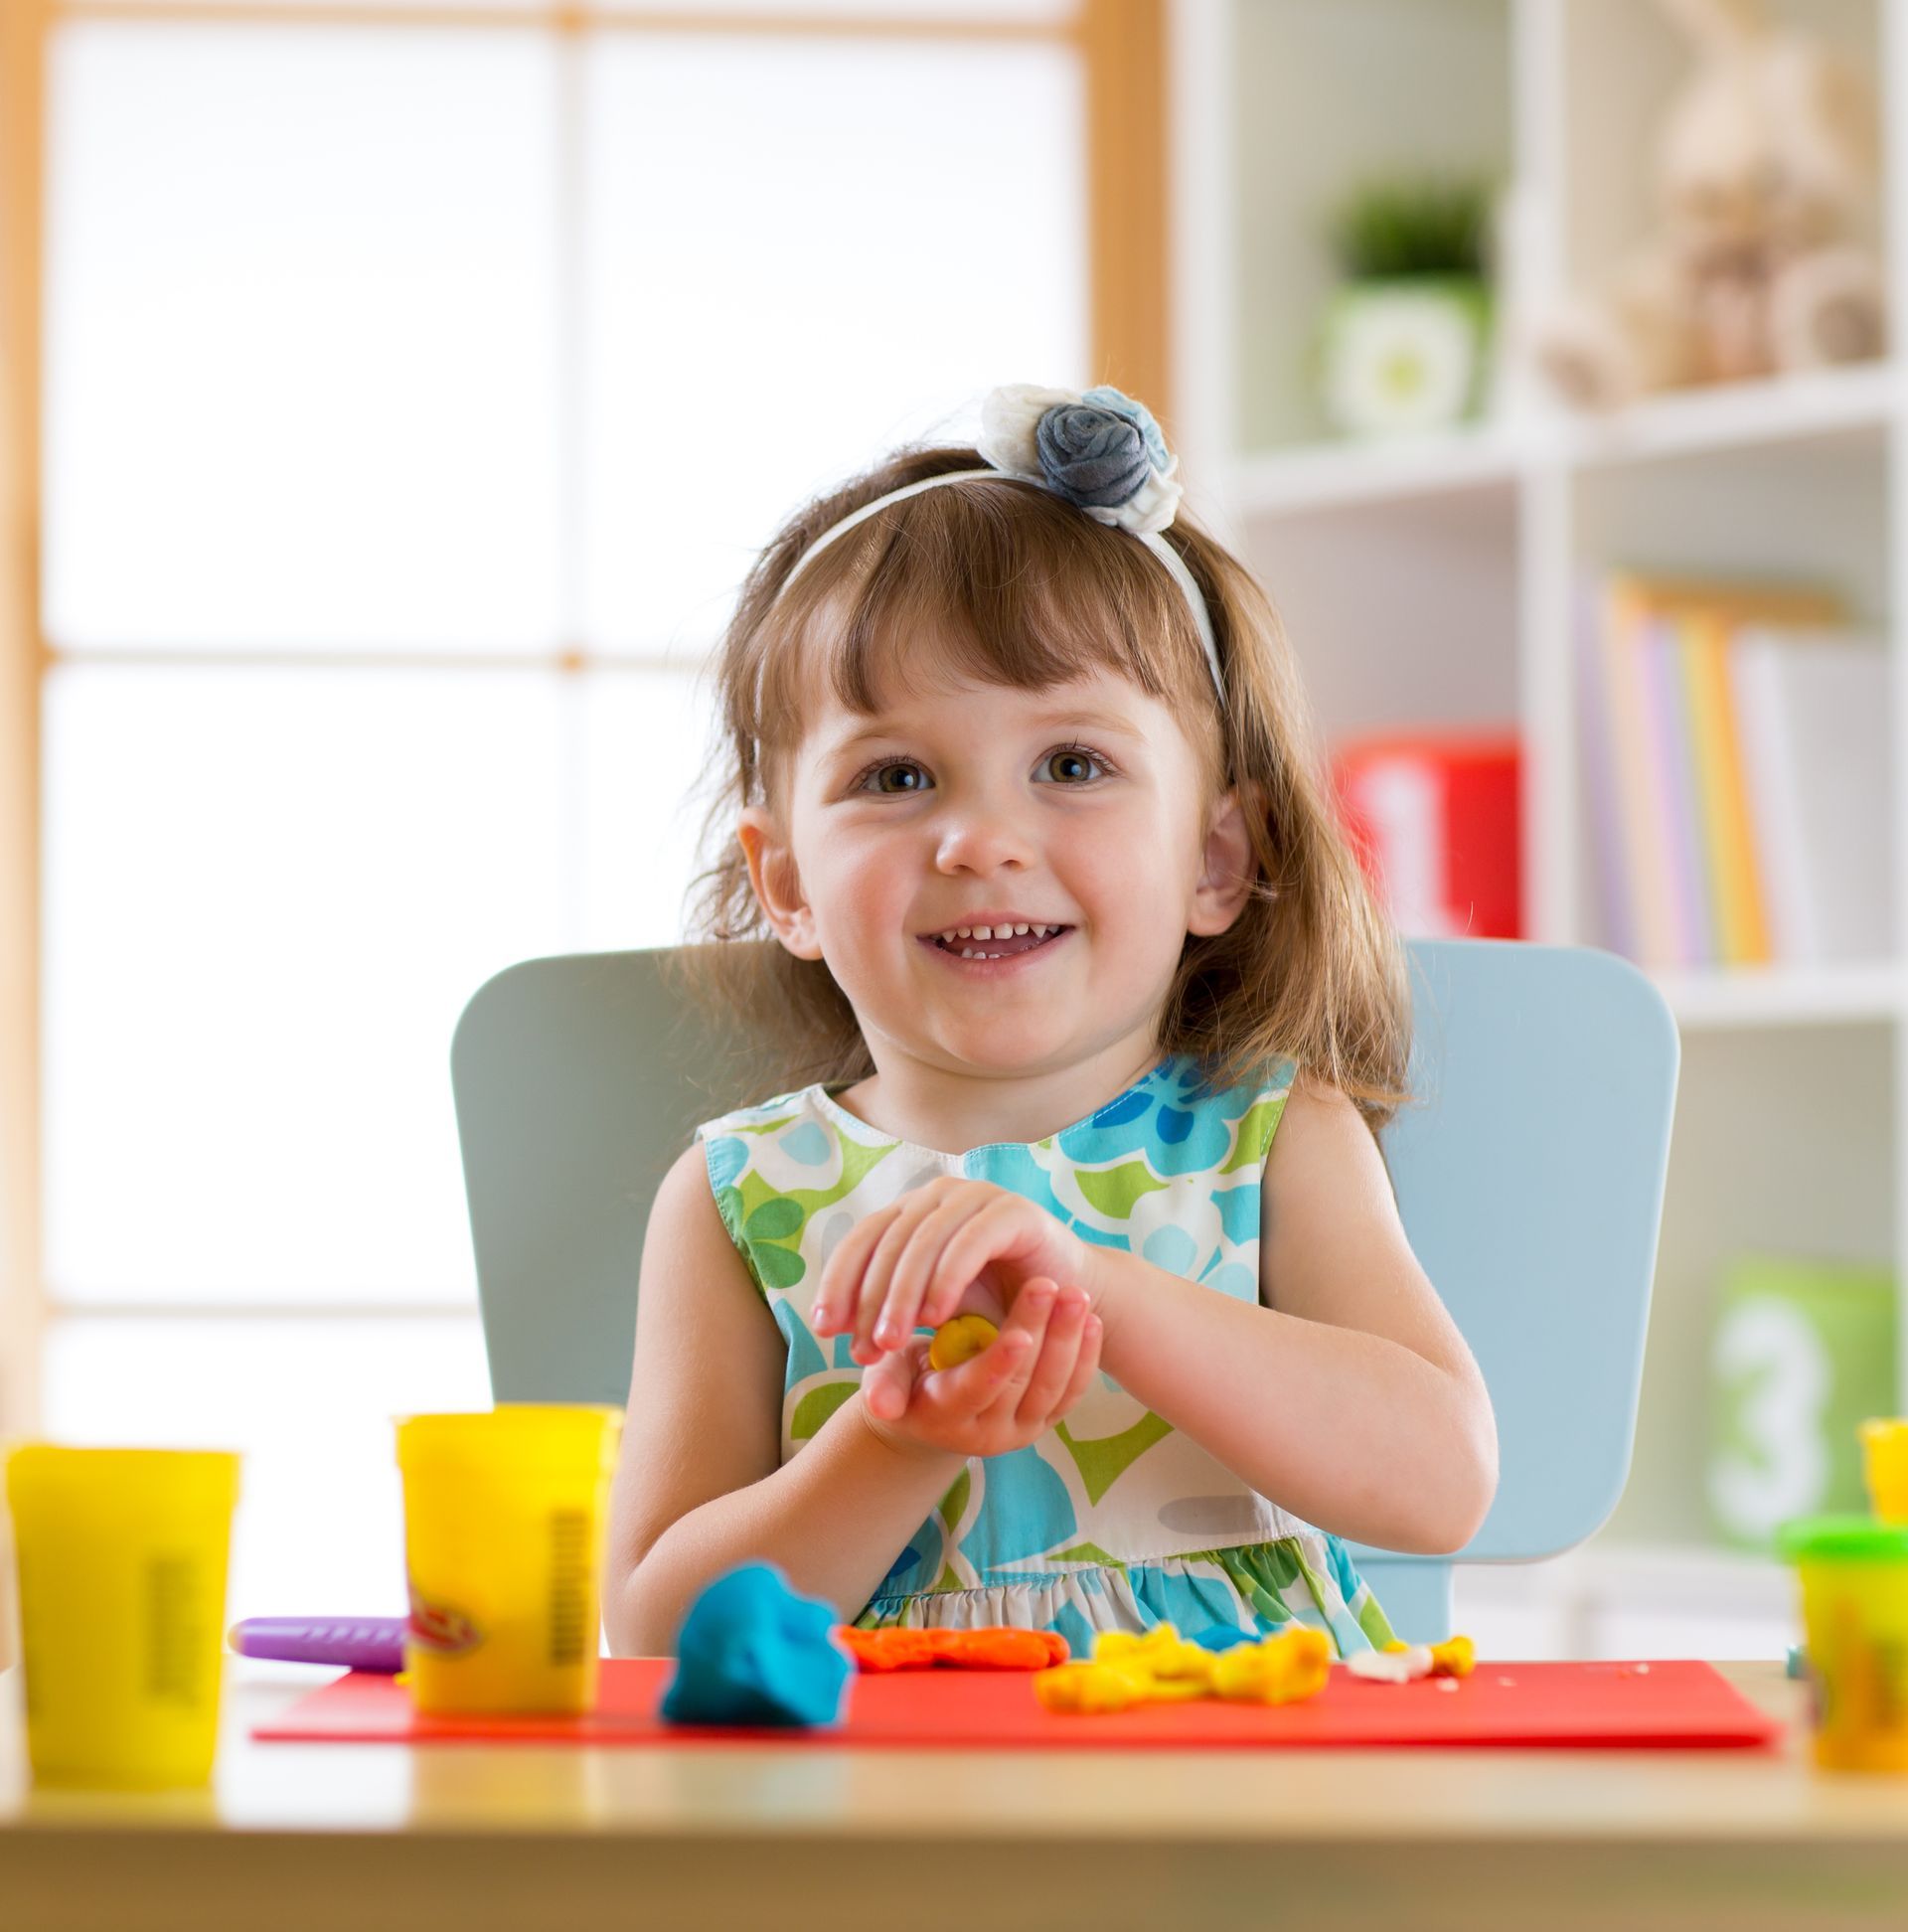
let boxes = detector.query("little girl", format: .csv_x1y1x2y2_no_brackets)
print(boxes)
605,382,1498,1659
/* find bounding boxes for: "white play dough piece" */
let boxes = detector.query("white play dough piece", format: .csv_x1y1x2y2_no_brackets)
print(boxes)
1346,1645,1434,1683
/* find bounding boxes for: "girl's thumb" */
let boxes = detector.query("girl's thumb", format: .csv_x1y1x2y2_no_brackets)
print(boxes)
863,1347,914,1420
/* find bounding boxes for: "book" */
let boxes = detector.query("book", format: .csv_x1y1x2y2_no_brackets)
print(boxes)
1575,581,1634,959
1588,573,1846,966
1640,611,1711,963
1678,607,1771,965
1598,579,1679,965
1732,626,1892,962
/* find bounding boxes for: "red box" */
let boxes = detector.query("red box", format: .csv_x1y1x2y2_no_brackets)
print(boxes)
1332,730,1521,940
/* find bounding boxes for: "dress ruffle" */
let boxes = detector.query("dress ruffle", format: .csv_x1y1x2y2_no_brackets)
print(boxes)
856,1534,1397,1662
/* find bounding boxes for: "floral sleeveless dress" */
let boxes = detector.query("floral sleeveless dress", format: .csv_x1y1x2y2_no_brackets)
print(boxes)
694,1051,1396,1659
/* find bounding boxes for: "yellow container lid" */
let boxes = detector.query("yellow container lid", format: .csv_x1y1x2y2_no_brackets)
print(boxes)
395,1404,622,1471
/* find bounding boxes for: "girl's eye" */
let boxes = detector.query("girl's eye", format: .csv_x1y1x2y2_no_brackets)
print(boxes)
849,743,1111,794
861,761,930,794
1041,744,1107,784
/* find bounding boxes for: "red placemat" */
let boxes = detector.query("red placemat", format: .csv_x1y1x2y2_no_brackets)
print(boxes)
253,1657,1782,1751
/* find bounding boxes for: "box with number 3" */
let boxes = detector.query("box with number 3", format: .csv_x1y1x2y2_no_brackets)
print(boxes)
1708,1254,1898,1551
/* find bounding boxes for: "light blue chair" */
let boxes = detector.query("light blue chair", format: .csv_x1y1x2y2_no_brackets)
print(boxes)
451,937,1679,1642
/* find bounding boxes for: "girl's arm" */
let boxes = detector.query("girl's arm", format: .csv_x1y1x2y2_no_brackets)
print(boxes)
604,1143,966,1654
1085,1075,1499,1555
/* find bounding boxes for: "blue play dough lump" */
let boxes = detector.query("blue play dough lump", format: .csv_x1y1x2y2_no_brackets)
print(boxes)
1191,1624,1256,1653
659,1561,853,1728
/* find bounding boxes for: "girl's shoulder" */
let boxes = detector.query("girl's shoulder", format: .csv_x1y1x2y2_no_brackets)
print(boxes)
692,1079,827,1146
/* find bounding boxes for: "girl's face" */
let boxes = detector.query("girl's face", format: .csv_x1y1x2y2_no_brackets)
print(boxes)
736,663,1254,1081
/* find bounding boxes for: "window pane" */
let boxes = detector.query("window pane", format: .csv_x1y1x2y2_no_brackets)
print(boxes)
44,664,573,1303
42,1315,494,1624
580,31,1088,652
45,22,562,651
578,664,721,951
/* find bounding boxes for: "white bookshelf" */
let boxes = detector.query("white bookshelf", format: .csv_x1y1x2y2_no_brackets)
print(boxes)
1169,0,1903,1630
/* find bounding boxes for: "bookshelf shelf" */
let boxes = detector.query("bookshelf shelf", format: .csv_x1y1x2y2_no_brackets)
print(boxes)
1235,423,1526,520
1655,960,1905,1031
1171,0,1908,1558
1553,360,1900,470
1232,361,1899,526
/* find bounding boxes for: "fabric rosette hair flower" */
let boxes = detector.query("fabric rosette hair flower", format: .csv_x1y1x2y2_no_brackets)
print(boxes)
976,383,1185,537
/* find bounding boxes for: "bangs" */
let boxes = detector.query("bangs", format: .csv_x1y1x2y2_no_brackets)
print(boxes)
743,476,1221,787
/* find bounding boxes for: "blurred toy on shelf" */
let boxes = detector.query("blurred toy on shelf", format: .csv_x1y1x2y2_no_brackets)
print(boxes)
1314,173,1500,437
1535,0,1886,411
1332,730,1519,940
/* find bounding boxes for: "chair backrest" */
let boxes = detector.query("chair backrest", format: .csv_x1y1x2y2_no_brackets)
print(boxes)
451,937,1679,1641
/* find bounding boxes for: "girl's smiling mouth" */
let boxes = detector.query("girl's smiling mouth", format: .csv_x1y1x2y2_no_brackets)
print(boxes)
917,921,1074,966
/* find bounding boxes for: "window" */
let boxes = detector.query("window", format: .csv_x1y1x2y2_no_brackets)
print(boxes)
14,0,1114,1618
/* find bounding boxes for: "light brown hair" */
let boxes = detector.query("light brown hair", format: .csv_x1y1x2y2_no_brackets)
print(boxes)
668,441,1416,1135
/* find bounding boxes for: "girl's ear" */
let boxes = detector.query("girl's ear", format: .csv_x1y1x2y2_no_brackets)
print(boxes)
736,806,824,961
1189,787,1257,937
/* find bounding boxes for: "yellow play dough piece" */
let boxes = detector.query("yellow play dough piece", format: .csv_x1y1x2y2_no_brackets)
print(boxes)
1033,1661,1151,1713
1095,1623,1213,1687
1034,1620,1335,1714
928,1314,999,1370
1034,1629,1197,1714
1430,1634,1476,1679
1211,1626,1333,1705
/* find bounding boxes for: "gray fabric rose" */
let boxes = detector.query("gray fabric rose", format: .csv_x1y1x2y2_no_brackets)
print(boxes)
1034,403,1153,512
975,382,1185,537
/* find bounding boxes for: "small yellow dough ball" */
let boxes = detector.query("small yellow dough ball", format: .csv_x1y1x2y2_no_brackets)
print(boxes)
928,1314,999,1370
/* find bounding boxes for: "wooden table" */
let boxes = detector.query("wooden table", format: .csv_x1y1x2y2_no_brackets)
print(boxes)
3,1663,1906,1930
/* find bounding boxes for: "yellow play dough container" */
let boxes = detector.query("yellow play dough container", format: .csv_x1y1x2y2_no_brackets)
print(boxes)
5,1445,239,1787
1859,1418,1908,1524
396,1404,622,1715
1777,1515,1908,1773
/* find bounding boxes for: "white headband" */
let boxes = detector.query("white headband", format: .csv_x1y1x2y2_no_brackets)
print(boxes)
773,383,1225,712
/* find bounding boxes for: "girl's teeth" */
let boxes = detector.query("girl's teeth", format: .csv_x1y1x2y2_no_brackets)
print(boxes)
946,925,1063,959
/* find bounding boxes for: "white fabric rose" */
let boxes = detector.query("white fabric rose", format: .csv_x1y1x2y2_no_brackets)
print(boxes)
976,383,1082,481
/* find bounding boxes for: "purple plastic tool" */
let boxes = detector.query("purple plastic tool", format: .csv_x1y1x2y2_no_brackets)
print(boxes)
229,1616,407,1673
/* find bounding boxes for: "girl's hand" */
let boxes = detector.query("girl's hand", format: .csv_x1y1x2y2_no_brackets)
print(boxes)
860,1276,1103,1461
812,1177,1094,1366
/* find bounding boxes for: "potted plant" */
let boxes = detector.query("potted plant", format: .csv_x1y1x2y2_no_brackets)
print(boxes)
1315,174,1497,438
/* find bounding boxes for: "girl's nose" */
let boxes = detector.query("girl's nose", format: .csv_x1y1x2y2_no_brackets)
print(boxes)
933,800,1036,875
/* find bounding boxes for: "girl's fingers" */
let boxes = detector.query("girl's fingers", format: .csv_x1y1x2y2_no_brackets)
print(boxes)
1004,1282,1088,1429
961,1276,1054,1417
847,1195,944,1362
1051,1312,1105,1418
872,1195,977,1353
921,1278,1055,1416
861,1339,925,1422
915,1328,1032,1419
813,1206,898,1335
861,1337,919,1414
919,1198,1028,1329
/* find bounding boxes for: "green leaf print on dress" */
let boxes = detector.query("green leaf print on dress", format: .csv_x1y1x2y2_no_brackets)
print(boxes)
692,1050,1396,1658
1054,1411,1176,1507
